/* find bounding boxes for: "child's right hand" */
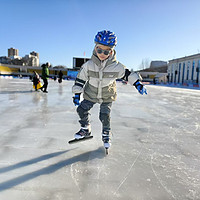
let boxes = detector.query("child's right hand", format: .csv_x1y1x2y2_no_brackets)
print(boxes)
73,93,81,106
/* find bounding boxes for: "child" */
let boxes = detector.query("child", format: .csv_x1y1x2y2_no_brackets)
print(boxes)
32,71,42,91
72,30,147,148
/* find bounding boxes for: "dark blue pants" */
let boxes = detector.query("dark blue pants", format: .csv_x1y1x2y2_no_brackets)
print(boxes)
77,99,112,131
42,79,48,91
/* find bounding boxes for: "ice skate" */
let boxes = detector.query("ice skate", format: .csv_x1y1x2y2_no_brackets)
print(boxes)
69,125,93,144
74,125,91,139
102,130,111,154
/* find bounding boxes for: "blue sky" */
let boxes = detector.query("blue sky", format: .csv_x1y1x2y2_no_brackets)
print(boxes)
1,0,200,70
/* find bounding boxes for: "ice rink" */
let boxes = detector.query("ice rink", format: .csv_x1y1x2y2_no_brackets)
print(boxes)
0,78,200,200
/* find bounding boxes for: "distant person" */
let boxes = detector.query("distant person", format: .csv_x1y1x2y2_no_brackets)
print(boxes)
32,71,42,91
54,71,57,81
71,30,147,149
153,77,156,85
166,74,169,83
58,70,63,83
41,62,50,93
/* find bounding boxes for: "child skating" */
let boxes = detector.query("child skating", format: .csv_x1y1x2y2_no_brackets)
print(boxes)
70,30,147,153
32,71,42,91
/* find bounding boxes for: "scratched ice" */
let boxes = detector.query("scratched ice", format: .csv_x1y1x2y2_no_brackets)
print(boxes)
0,78,200,200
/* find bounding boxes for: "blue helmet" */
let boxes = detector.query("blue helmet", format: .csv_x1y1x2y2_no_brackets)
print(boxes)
94,30,117,47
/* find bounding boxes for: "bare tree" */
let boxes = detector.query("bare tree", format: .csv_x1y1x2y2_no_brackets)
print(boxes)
53,65,66,69
139,58,151,70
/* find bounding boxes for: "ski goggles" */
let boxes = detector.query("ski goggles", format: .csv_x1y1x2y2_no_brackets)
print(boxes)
96,46,111,55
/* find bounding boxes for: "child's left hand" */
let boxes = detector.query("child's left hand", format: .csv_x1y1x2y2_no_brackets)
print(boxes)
134,80,147,95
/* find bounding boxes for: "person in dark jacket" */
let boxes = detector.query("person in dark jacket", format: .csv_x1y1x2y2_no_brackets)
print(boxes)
41,62,50,93
58,70,63,83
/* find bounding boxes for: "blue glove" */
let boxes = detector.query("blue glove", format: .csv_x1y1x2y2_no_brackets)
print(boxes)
134,80,147,95
73,93,81,106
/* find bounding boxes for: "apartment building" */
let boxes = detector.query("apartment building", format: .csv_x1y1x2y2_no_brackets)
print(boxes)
0,48,39,67
8,47,19,57
168,53,200,85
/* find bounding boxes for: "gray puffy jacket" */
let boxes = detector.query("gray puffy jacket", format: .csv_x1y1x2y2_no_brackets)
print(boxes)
72,50,141,103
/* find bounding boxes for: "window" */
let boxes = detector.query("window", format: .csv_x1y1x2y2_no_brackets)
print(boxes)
178,63,181,83
174,63,178,83
191,60,195,80
182,63,185,83
186,61,190,80
171,64,174,82
197,60,200,83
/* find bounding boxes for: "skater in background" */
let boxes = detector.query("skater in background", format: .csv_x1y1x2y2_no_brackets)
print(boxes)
58,70,63,83
41,62,50,93
72,30,147,148
54,70,57,81
32,71,42,91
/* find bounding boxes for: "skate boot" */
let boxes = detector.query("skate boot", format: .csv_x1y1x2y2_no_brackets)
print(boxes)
74,125,91,139
102,130,111,149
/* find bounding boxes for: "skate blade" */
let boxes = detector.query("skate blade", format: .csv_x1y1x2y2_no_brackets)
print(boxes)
68,135,93,144
105,148,109,155
104,142,110,155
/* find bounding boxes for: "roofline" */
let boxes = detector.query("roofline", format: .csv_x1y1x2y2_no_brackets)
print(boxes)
169,53,200,62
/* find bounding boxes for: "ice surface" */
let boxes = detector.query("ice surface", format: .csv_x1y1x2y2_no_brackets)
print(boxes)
0,78,200,200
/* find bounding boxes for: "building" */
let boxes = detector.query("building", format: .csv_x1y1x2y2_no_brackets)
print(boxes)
0,63,73,79
139,61,168,83
30,51,39,58
168,53,200,85
73,57,90,69
0,56,11,64
8,48,19,57
150,61,167,68
23,53,39,66
0,48,39,67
